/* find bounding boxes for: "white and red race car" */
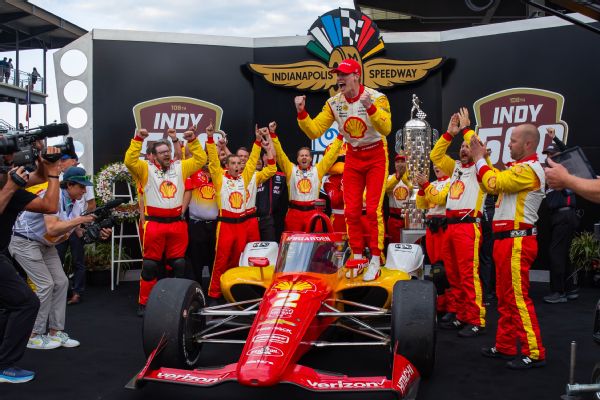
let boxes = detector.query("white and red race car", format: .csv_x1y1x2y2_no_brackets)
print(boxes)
127,232,436,399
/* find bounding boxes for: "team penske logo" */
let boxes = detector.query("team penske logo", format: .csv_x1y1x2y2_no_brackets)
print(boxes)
159,181,177,198
449,180,465,200
393,185,409,201
246,346,284,357
273,280,316,292
248,8,443,96
228,191,243,209
343,116,367,139
297,178,312,194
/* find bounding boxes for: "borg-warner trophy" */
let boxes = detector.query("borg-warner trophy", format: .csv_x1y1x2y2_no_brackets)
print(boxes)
395,95,437,230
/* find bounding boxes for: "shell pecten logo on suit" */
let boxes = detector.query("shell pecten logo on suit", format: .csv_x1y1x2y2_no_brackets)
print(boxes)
228,191,244,209
159,181,177,199
248,8,444,96
449,180,465,200
344,116,367,138
297,178,313,194
393,186,409,201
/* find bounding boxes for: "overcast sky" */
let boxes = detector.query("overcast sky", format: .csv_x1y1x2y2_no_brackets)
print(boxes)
0,0,354,128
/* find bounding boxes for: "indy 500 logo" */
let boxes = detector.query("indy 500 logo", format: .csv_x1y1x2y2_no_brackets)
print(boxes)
473,88,568,167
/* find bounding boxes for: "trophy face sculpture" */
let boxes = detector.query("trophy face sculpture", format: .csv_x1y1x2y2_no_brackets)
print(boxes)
396,95,436,230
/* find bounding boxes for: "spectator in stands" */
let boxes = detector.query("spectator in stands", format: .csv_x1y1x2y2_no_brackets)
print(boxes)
31,67,41,86
0,58,6,80
4,59,13,84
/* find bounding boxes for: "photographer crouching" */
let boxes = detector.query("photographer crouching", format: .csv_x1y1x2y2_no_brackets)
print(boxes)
0,146,64,383
8,167,111,353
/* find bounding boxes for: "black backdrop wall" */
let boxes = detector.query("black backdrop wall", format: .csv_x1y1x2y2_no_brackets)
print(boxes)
91,21,600,268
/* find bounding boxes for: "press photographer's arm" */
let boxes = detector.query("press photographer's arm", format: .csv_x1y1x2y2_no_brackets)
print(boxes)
0,146,61,215
545,158,600,204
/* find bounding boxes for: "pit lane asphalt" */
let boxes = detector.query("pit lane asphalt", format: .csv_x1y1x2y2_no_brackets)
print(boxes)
3,280,598,400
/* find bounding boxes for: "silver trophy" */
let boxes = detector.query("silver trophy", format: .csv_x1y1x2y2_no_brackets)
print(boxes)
396,95,438,230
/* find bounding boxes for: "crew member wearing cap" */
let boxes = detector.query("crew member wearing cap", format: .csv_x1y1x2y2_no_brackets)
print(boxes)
270,124,344,233
125,127,206,315
206,124,275,299
471,124,546,369
10,167,112,349
430,108,488,338
542,127,579,304
294,58,391,281
385,152,412,244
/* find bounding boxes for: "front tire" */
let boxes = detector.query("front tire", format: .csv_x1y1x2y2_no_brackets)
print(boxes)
142,278,206,368
390,280,436,377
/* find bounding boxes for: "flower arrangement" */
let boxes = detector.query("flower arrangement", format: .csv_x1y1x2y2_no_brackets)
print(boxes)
95,162,139,222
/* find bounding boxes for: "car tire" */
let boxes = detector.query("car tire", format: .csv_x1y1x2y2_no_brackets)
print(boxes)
591,363,600,400
143,278,206,368
390,279,436,378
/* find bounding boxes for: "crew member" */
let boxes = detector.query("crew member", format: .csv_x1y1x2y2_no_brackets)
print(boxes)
256,147,288,242
415,167,450,314
430,108,487,338
124,128,206,316
270,127,343,233
295,58,391,281
207,125,275,298
471,123,546,369
385,152,412,243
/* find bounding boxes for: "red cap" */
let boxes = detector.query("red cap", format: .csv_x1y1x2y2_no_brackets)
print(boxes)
330,59,361,76
395,151,406,161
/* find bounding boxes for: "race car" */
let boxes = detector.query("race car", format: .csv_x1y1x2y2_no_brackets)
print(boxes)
127,232,436,399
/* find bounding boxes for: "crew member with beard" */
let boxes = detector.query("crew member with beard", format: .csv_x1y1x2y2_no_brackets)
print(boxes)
385,152,412,243
471,124,546,369
206,124,276,299
269,126,343,233
125,127,206,316
430,108,489,338
294,58,391,281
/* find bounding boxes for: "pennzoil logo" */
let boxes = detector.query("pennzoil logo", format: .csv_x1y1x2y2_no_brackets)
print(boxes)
473,88,569,167
273,280,316,292
248,8,443,96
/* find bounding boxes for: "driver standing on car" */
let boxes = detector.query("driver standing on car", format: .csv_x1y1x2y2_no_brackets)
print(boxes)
124,127,206,316
295,58,392,281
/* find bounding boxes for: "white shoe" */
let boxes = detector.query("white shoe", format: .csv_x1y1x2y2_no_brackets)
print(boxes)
27,335,61,350
363,261,381,282
48,331,80,348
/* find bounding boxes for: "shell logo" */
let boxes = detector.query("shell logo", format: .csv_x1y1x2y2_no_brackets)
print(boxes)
513,165,524,175
393,186,409,201
343,116,367,139
273,280,315,292
228,191,243,209
159,181,177,199
486,176,497,189
430,187,439,196
297,178,312,194
449,180,465,200
245,188,251,204
200,185,215,200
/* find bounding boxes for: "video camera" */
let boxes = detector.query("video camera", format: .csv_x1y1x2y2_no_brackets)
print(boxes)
81,198,127,244
0,123,73,172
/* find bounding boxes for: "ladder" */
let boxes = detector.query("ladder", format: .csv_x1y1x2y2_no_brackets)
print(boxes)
110,179,143,291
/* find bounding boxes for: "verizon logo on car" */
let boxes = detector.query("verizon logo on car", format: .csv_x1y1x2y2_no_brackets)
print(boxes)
306,379,385,389
156,372,218,384
246,346,284,357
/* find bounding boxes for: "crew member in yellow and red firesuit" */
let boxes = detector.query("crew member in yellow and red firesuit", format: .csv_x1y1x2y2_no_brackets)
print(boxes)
295,58,392,281
471,124,546,369
125,127,206,317
385,152,412,244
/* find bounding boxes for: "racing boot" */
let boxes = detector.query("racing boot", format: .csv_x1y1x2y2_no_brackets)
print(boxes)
363,256,381,282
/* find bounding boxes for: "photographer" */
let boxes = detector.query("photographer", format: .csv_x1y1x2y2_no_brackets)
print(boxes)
0,147,62,383
9,167,111,352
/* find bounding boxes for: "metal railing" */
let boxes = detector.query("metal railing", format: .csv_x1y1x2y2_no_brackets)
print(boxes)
0,68,44,93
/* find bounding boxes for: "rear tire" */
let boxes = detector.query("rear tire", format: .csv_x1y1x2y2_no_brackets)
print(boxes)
142,278,206,368
390,280,436,377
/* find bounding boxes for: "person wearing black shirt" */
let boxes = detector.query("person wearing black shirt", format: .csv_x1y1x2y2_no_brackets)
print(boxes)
542,137,580,304
0,152,62,383
256,149,288,242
